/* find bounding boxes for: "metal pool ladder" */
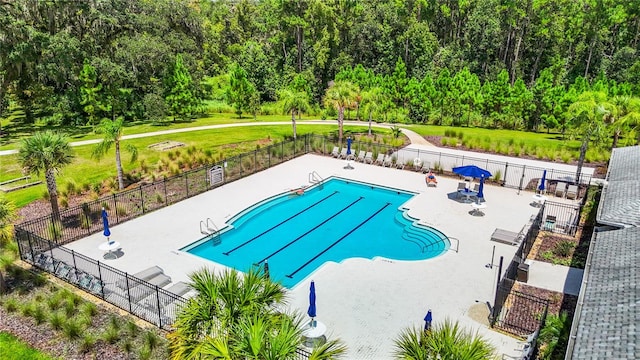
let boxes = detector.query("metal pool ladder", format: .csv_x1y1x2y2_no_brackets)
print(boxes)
309,171,323,188
200,218,221,245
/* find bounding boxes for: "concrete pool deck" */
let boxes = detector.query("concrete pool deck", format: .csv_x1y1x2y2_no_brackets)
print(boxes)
66,154,581,359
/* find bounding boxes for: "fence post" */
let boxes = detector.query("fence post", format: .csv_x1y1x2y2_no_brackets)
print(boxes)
156,286,162,327
503,163,509,187
163,177,168,204
140,186,145,214
491,256,504,326
71,250,78,279
97,262,105,299
185,172,189,197
113,193,119,223
125,276,133,313
518,165,526,194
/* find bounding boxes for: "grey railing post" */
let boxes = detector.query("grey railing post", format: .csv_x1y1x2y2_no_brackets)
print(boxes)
140,186,144,213
156,286,162,327
97,262,104,299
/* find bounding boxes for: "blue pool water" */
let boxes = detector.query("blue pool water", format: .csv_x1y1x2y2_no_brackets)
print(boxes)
183,177,449,288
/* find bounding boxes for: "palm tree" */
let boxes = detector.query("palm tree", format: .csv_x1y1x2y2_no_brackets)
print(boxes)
538,312,571,360
92,117,138,190
568,91,613,184
609,96,640,148
361,87,384,136
18,131,74,221
324,81,360,143
169,267,347,359
394,319,497,360
280,89,311,140
0,195,17,294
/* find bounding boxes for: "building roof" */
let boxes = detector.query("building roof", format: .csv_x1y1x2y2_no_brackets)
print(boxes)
569,145,640,359
597,146,640,227
570,227,640,360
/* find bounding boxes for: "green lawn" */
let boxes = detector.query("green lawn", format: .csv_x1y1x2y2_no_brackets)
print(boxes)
0,332,57,360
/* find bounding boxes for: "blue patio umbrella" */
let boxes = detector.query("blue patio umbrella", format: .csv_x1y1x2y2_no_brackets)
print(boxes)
307,280,317,324
101,208,111,240
346,137,352,156
477,175,485,199
452,165,492,179
539,170,547,193
424,309,432,331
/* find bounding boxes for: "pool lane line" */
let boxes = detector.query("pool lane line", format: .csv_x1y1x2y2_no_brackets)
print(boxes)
223,191,339,256
253,197,365,265
286,202,391,279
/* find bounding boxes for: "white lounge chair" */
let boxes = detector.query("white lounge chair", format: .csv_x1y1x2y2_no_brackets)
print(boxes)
374,154,385,165
490,228,522,246
383,155,393,167
364,152,373,164
338,148,348,159
555,182,567,197
356,150,366,162
566,185,578,200
117,266,164,289
395,158,405,169
331,146,340,157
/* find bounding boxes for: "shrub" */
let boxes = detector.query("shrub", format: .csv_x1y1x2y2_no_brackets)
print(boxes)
155,192,164,204
20,302,35,317
62,318,84,340
143,331,160,351
80,302,98,317
64,180,78,195
79,213,91,229
47,295,62,310
4,298,18,312
122,339,134,355
553,240,575,257
138,346,152,360
49,311,65,330
116,205,128,216
493,170,503,183
32,305,46,324
79,334,96,353
64,299,76,317
102,326,120,344
125,319,139,338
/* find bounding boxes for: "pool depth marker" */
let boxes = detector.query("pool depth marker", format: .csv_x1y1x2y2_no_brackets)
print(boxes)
223,191,339,256
286,202,391,278
254,197,365,265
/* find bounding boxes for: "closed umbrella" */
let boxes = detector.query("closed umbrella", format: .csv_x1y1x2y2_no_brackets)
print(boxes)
346,137,352,156
307,280,317,326
539,170,547,193
424,309,432,331
102,208,111,241
477,175,485,199
263,260,270,279
452,165,492,179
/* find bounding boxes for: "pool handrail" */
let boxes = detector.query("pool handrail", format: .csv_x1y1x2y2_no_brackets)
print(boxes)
309,171,323,183
206,218,221,245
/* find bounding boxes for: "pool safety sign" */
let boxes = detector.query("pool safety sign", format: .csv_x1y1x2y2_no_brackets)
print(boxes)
208,166,224,186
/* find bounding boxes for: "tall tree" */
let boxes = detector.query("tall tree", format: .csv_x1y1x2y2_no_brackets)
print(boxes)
360,87,384,136
279,89,311,140
92,118,138,191
568,91,613,184
18,131,74,221
323,81,360,143
165,54,199,121
226,63,256,118
0,195,17,294
79,59,105,126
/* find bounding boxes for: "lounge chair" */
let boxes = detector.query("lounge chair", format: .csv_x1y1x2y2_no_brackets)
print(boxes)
383,155,393,167
566,185,578,200
395,158,405,169
425,172,438,187
166,281,193,297
331,146,340,157
555,182,567,197
364,152,373,164
420,161,431,173
338,148,348,159
129,273,172,303
118,266,165,289
374,153,385,165
490,228,522,246
473,184,480,192
356,150,366,162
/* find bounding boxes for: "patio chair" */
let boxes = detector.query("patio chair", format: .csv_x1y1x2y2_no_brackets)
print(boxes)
544,215,557,231
555,182,567,197
473,184,480,192
356,150,366,162
129,273,172,303
395,158,405,169
374,153,385,165
338,148,348,159
166,281,193,297
566,185,578,200
456,182,467,199
331,146,340,157
383,155,393,167
490,228,522,246
364,152,373,164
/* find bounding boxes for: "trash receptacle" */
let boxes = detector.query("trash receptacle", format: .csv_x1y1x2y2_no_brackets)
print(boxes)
517,262,529,282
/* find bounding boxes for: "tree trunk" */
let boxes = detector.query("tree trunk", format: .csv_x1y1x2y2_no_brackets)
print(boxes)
584,38,596,78
115,141,124,190
611,129,620,149
529,45,544,85
45,168,60,221
368,111,372,136
296,25,302,72
338,107,344,143
575,136,589,185
291,111,297,140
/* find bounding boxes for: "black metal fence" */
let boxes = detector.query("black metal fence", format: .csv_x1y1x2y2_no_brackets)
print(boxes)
15,227,186,330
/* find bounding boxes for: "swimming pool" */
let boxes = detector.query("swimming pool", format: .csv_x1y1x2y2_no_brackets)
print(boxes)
183,177,450,288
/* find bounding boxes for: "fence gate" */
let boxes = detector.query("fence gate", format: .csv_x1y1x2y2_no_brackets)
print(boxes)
208,165,224,186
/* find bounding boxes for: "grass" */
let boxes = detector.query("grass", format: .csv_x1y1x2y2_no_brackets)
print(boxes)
0,331,58,360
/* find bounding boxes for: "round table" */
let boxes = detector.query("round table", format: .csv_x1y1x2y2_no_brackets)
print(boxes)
470,202,487,216
532,194,547,207
99,241,120,260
